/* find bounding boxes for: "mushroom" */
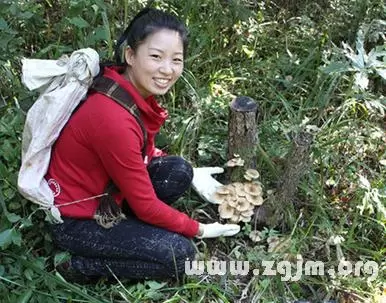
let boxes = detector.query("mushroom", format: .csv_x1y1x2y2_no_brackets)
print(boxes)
218,201,234,219
244,169,260,180
235,197,250,212
214,177,264,223
244,183,262,196
249,230,262,242
234,183,247,197
228,198,239,208
244,174,253,181
224,186,237,200
216,186,230,195
211,192,227,204
230,213,240,223
230,182,243,188
240,214,252,223
245,193,264,206
226,157,245,167
241,209,254,217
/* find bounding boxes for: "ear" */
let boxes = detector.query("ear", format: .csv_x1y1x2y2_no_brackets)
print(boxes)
124,47,135,66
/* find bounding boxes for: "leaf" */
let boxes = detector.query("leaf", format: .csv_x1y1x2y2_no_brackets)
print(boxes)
354,71,369,91
0,229,13,249
17,289,33,303
0,33,14,51
20,217,33,228
0,18,8,30
24,268,34,281
320,61,350,74
68,17,90,29
146,281,167,290
11,229,22,246
87,26,108,44
6,212,21,223
0,190,20,223
375,68,386,80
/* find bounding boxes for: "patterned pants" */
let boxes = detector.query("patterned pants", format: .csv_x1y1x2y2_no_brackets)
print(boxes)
50,156,195,280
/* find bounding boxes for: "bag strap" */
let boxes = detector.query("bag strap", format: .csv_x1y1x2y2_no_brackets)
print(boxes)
90,76,148,160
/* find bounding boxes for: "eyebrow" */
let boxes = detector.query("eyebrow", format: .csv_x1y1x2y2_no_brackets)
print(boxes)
149,47,183,55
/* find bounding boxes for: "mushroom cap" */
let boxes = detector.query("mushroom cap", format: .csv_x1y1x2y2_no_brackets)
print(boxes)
235,185,247,197
216,186,230,195
244,183,262,196
230,213,240,223
224,186,236,197
226,157,245,167
211,192,227,204
245,169,260,179
246,193,264,206
231,182,243,189
243,174,253,181
267,236,279,244
241,209,254,217
249,230,262,242
240,215,252,223
218,201,234,219
228,198,239,208
236,197,251,212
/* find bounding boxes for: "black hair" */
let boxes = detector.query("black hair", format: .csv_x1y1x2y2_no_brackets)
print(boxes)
114,8,188,65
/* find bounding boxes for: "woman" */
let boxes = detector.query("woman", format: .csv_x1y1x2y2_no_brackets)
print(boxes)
47,8,238,282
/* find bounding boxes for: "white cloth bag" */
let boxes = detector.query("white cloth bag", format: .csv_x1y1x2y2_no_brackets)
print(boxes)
17,48,100,222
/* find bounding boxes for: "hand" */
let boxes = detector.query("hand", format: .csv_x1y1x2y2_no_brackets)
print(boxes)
191,167,224,204
197,222,240,238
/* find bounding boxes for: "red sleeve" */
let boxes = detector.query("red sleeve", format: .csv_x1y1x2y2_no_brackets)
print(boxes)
91,111,199,238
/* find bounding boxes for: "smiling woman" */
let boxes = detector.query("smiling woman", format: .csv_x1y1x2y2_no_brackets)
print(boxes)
124,29,184,97
45,7,240,283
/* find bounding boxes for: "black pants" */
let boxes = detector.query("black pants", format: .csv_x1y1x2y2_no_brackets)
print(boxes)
50,156,195,280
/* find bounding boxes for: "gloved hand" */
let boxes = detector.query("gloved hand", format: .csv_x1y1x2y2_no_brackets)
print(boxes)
192,167,224,204
197,222,240,238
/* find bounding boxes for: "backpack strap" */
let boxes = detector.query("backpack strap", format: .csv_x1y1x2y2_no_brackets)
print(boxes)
90,76,148,161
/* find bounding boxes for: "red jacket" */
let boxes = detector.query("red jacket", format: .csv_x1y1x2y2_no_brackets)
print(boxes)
46,66,199,238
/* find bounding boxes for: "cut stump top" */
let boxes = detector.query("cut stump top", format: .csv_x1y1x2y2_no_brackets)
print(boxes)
230,96,258,112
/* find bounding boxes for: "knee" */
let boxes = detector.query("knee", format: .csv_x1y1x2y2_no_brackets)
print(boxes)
171,156,193,183
150,156,193,182
163,234,195,276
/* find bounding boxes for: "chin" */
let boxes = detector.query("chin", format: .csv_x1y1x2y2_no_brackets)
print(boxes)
151,88,170,96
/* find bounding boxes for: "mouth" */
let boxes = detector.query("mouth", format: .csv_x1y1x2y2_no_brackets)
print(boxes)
153,78,171,88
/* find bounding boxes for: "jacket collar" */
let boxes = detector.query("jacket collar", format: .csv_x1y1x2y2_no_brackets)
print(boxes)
102,66,168,132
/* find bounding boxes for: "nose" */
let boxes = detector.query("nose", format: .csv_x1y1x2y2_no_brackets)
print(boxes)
159,60,173,75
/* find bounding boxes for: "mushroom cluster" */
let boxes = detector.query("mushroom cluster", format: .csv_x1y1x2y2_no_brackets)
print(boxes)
214,169,264,223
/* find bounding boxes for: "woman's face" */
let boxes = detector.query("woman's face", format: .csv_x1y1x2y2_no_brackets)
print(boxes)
124,29,184,98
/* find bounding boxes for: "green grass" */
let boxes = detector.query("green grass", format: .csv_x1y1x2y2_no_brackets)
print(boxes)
0,0,385,302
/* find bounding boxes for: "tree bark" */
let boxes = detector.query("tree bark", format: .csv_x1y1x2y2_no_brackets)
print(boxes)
227,96,259,181
255,131,313,229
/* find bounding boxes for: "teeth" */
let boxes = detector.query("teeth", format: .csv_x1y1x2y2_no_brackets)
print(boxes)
154,78,169,84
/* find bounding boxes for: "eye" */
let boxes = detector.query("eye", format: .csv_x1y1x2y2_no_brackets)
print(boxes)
150,54,161,59
173,58,183,63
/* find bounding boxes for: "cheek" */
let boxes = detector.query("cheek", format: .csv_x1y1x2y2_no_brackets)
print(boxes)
175,64,184,77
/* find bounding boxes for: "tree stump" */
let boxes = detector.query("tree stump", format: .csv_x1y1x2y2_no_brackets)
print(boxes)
255,131,314,229
227,96,259,181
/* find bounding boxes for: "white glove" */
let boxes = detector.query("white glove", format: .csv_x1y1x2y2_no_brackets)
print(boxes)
192,167,224,204
197,222,240,238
